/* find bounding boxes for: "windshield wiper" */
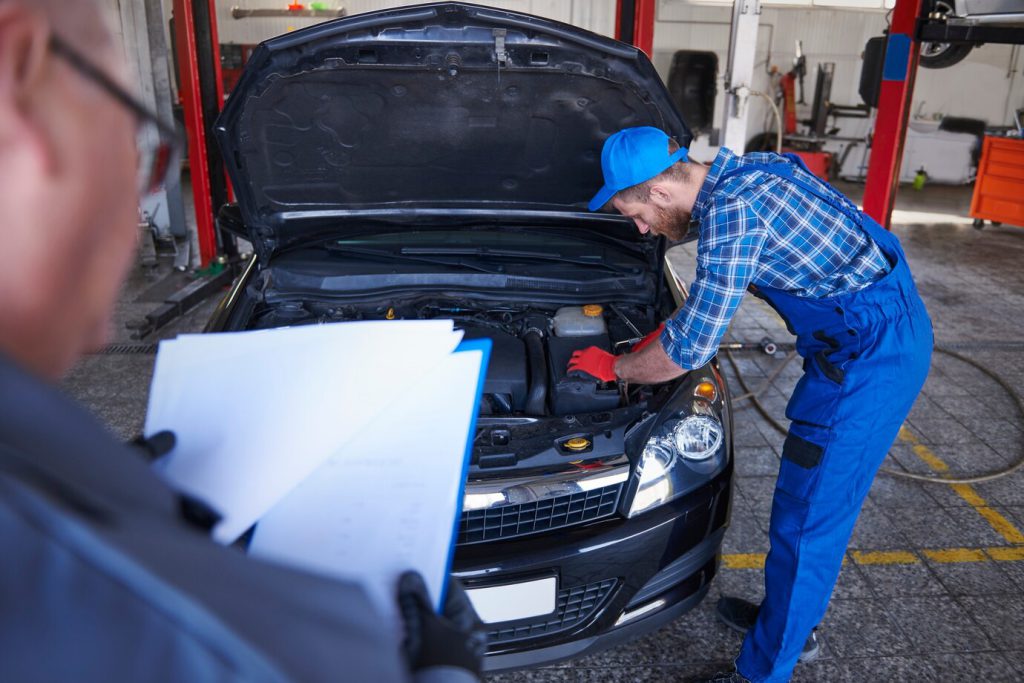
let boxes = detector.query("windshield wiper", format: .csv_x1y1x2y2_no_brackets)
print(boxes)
322,244,502,274
401,247,637,274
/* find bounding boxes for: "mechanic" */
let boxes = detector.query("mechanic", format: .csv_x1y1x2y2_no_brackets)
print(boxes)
568,126,933,683
0,1,483,681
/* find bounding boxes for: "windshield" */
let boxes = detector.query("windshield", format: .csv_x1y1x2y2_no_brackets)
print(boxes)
331,230,628,251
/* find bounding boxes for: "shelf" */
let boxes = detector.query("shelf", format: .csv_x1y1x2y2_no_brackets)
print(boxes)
231,7,345,19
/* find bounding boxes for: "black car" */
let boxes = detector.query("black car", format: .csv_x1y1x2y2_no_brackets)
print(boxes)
208,2,733,671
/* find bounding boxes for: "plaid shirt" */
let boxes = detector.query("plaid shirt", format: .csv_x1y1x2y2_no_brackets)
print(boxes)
661,149,891,370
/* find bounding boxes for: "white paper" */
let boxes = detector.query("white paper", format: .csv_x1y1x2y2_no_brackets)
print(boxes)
246,346,484,625
145,320,464,542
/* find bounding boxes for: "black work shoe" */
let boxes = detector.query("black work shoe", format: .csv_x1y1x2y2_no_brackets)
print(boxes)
715,596,822,663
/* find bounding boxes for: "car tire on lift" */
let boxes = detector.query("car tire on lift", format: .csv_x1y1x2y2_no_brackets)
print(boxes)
920,42,975,69
919,0,976,69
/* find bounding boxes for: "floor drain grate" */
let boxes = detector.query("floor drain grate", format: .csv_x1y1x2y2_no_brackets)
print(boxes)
93,343,159,355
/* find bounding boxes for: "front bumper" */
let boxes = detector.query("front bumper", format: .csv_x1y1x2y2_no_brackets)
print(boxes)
452,464,732,672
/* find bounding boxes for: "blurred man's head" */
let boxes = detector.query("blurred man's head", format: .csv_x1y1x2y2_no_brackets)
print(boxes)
0,0,139,380
588,127,708,242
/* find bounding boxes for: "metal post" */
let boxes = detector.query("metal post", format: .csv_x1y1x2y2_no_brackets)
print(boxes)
172,0,230,267
615,0,634,44
191,0,234,259
721,0,762,155
143,0,188,242
615,0,656,57
862,0,924,228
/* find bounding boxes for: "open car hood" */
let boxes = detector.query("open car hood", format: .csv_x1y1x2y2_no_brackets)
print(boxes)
214,2,692,259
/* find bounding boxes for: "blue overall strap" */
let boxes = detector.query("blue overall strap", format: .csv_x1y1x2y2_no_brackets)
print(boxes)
777,154,903,255
712,155,861,225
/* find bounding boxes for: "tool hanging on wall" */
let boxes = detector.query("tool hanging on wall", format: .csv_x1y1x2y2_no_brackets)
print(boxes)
793,40,807,105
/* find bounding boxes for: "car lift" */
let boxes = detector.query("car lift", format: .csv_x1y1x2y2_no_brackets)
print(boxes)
619,0,1023,231
861,0,924,228
864,1,1024,227
128,0,237,339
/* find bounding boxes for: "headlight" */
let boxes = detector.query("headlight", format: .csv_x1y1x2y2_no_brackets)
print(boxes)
628,414,725,518
673,415,723,461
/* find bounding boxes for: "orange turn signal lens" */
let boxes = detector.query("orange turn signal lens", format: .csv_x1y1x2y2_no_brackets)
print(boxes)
694,381,717,402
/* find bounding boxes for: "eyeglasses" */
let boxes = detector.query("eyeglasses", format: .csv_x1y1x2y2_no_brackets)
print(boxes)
50,34,184,196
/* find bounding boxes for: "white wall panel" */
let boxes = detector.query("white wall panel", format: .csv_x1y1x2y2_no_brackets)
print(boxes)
214,0,616,44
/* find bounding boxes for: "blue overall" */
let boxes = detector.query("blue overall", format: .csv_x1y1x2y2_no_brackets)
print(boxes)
713,158,934,682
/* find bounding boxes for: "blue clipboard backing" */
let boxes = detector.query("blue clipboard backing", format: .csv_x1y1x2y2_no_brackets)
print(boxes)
437,337,492,612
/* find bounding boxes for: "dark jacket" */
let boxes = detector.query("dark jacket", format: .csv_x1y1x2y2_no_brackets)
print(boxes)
0,353,458,683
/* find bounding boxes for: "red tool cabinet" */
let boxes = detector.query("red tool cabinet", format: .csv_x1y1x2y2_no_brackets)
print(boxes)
970,136,1024,228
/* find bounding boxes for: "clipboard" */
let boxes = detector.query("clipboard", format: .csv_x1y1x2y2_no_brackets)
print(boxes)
244,335,492,621
147,322,491,624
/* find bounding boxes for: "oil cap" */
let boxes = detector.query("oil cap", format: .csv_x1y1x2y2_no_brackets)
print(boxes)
561,436,593,453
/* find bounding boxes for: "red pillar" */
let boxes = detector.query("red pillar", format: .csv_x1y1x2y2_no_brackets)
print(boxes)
862,0,924,228
633,0,656,57
173,0,224,267
615,0,657,57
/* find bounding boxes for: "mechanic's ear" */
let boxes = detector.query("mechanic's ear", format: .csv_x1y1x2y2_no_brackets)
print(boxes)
0,5,53,157
648,183,673,208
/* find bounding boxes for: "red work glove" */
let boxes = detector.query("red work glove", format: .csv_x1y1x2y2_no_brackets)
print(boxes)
567,347,618,382
632,323,666,353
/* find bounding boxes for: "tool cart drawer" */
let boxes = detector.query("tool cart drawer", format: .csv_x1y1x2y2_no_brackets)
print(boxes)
970,136,1024,227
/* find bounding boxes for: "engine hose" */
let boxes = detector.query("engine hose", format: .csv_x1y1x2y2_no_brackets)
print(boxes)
723,345,1024,485
523,330,548,416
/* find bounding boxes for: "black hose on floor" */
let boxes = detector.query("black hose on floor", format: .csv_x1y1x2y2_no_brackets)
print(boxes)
723,345,1024,485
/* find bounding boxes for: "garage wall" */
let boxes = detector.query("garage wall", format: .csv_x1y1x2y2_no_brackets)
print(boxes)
212,0,615,44
651,1,1024,161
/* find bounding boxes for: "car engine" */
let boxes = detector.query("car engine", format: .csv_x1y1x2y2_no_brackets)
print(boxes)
249,297,661,417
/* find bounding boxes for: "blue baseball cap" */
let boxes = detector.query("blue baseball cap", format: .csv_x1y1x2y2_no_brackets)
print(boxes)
588,127,689,212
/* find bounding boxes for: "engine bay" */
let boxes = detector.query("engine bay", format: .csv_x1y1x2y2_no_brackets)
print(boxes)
249,297,666,417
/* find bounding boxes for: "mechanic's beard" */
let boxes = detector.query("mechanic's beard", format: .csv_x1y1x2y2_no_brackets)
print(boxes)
652,204,691,241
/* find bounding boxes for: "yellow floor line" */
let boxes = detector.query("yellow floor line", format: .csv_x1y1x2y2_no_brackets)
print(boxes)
722,553,767,570
722,545,1024,570
849,550,918,565
922,547,987,563
987,546,1024,561
896,427,1024,546
720,426,1024,573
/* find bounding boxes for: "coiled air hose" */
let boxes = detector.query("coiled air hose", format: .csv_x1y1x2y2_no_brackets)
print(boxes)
723,345,1024,485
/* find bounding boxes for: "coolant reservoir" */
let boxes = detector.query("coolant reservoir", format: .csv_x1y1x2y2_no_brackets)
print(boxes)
553,305,607,337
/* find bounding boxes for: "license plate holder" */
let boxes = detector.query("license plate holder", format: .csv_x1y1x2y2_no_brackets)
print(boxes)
465,576,558,624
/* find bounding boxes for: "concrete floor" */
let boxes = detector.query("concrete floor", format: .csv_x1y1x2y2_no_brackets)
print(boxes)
64,183,1024,682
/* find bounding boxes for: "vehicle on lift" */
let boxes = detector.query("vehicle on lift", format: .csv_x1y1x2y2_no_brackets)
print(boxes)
920,0,1024,68
207,2,733,671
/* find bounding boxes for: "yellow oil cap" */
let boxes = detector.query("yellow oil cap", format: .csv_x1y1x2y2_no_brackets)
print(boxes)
582,304,604,317
564,437,591,452
385,307,396,320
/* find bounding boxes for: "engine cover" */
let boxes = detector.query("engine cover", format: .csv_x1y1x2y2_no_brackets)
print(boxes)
457,324,528,412
546,334,621,416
